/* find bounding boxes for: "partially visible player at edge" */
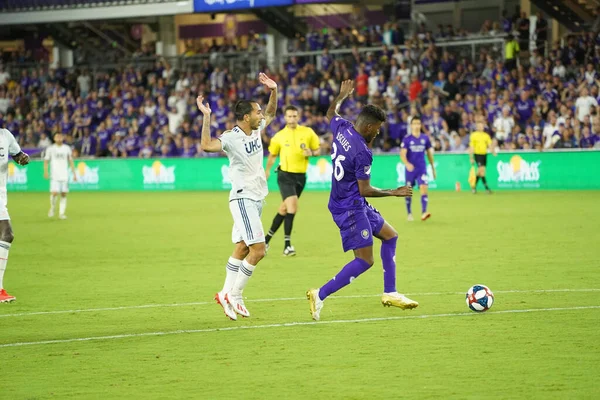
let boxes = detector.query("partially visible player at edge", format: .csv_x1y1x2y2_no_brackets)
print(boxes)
306,80,418,321
198,72,278,320
264,105,320,256
44,133,78,219
400,115,436,222
469,120,497,194
0,128,30,303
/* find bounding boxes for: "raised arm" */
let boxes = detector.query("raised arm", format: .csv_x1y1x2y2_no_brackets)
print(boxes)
258,73,278,127
197,95,222,153
326,80,354,123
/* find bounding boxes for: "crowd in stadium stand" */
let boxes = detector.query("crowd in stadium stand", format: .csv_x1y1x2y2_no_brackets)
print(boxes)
1,12,600,158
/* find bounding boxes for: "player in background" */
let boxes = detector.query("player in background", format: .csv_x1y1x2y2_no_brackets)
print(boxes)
469,120,496,194
0,128,30,303
400,115,436,222
306,80,418,321
198,73,278,320
264,105,320,256
44,133,77,219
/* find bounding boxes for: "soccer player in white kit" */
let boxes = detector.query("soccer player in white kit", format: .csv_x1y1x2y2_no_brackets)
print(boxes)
198,72,278,320
44,133,77,219
0,128,30,303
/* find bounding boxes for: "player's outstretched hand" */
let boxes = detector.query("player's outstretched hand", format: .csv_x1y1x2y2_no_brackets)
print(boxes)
258,73,277,90
14,152,30,166
393,185,413,197
196,95,212,115
339,80,354,98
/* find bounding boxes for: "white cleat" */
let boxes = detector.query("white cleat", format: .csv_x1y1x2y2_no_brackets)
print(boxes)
381,292,419,310
283,245,296,256
265,243,270,255
59,215,67,220
306,288,324,321
226,293,250,318
214,291,237,321
407,214,414,222
48,210,54,218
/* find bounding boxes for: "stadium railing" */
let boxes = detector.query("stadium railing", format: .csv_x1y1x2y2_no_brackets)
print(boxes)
3,36,505,81
279,36,506,69
3,51,268,84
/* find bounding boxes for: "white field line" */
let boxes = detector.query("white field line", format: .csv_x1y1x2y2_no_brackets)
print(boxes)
1,288,599,319
0,305,598,349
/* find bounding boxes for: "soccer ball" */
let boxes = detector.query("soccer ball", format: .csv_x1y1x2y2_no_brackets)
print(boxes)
466,284,494,312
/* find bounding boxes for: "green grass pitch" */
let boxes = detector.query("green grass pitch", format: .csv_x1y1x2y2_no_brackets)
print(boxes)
1,190,599,399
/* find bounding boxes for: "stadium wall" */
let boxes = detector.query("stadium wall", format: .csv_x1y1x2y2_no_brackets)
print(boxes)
7,151,600,192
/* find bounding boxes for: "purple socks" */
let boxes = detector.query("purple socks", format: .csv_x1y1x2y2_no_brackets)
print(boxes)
405,197,412,214
381,236,397,293
318,258,371,300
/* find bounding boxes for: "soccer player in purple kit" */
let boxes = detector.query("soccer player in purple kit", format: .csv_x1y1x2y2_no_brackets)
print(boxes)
306,80,418,321
400,115,436,222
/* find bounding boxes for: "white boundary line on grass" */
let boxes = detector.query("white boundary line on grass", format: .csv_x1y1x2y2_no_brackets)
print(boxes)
1,305,598,348
1,288,599,319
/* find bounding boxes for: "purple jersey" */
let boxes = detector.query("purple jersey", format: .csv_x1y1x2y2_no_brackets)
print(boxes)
401,134,432,171
328,117,372,212
516,99,535,122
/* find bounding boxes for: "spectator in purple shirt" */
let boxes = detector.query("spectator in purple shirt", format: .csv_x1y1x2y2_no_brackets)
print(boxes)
124,128,141,157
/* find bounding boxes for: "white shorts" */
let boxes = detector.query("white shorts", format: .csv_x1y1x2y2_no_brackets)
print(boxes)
0,206,9,221
229,198,265,245
0,193,9,221
50,180,69,193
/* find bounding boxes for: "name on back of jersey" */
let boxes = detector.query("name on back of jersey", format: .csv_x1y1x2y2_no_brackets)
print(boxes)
336,132,351,152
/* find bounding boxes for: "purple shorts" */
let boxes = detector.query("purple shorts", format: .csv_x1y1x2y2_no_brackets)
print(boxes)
405,168,429,187
332,203,385,252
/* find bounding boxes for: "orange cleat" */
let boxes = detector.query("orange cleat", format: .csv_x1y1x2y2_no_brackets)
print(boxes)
0,289,16,303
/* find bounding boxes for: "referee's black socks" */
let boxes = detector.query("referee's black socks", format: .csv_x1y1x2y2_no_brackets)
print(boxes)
284,213,295,247
266,213,286,244
481,177,490,190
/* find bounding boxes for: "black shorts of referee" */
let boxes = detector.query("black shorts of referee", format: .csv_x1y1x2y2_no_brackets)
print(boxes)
277,167,307,200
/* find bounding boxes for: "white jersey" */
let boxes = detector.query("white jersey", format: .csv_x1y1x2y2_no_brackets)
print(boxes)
0,129,22,203
44,144,72,181
219,120,268,202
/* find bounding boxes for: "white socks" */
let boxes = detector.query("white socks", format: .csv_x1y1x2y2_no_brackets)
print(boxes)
59,197,67,216
50,194,57,214
222,257,242,293
230,259,256,297
0,241,11,289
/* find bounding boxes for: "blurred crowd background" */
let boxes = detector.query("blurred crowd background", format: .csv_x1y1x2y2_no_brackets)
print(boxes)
1,4,599,158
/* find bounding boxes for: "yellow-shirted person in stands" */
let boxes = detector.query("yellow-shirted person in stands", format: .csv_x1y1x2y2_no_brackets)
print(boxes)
469,119,497,194
264,106,320,256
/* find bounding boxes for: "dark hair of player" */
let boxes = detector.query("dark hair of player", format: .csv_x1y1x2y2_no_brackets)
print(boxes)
284,105,299,113
411,115,422,122
356,104,386,125
234,100,256,121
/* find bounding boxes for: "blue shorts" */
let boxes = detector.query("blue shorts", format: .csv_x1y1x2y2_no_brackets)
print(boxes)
405,169,429,187
332,203,385,252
